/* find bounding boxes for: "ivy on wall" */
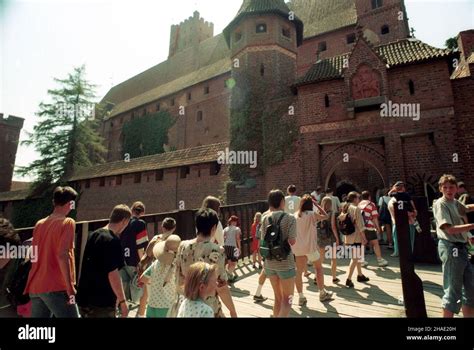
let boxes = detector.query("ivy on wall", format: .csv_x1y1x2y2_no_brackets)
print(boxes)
122,111,175,158
229,73,298,183
11,183,78,229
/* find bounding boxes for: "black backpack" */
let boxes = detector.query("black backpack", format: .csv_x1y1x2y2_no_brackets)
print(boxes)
337,211,356,236
6,259,31,308
260,213,291,261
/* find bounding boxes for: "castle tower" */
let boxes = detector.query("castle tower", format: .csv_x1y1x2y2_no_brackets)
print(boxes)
0,114,24,192
355,0,410,45
169,11,214,58
223,0,303,192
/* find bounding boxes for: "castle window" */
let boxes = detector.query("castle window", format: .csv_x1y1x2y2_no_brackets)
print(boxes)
372,0,383,9
188,92,192,101
204,86,210,94
155,169,164,181
116,175,122,186
156,103,161,112
171,98,175,106
85,179,90,189
318,41,327,52
409,80,415,95
325,94,330,108
110,122,114,128
180,166,190,179
282,27,291,39
347,33,356,44
210,161,221,176
256,23,267,33
234,32,242,42
381,25,390,35
197,111,203,122
99,178,105,187
260,63,265,77
134,173,142,184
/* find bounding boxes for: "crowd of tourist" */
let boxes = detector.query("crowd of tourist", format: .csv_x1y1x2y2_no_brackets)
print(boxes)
1,174,474,318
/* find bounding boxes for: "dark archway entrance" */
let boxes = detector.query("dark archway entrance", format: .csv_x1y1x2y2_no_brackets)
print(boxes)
326,159,385,200
335,182,357,200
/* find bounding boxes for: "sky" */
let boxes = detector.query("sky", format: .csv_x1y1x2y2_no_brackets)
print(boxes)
0,0,473,182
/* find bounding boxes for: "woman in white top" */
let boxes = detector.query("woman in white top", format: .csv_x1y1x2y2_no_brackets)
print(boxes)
293,195,333,305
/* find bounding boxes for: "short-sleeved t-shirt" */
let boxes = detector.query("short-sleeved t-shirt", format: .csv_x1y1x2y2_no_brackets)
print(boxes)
175,239,227,317
143,260,176,309
177,298,214,318
223,225,240,247
285,196,301,214
358,200,379,230
433,197,470,243
77,228,125,308
24,216,76,295
344,204,365,245
261,211,297,271
121,217,149,267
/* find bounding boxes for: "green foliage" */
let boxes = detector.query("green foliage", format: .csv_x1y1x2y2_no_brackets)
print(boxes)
17,65,106,186
445,37,458,50
10,183,78,229
122,111,175,158
229,71,297,183
261,101,298,169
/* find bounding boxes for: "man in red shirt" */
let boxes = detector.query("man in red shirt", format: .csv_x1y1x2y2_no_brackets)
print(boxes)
25,186,80,318
358,191,388,268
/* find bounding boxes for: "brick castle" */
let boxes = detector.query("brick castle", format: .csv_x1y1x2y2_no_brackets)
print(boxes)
1,0,473,223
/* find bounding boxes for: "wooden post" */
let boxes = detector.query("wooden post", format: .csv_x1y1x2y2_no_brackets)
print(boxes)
395,202,428,318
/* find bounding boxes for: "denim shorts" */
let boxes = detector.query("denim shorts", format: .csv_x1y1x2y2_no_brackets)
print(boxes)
265,268,296,280
438,239,474,314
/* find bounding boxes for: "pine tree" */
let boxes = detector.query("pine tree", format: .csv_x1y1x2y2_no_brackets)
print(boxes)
17,65,106,186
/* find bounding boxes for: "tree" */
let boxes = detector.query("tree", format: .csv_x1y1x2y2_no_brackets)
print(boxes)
445,37,458,50
17,65,106,186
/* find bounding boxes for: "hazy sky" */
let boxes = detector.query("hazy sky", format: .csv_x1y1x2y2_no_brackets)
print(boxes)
1,0,473,182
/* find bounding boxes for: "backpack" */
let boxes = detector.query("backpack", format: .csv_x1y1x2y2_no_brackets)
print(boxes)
260,213,291,261
317,216,332,239
6,259,31,308
337,211,356,236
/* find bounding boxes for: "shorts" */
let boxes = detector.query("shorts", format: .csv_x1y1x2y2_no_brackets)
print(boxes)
306,250,321,263
265,268,296,280
364,229,378,242
146,306,169,318
224,246,238,262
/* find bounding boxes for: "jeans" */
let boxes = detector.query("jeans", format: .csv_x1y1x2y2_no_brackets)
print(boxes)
30,291,80,318
119,265,143,302
438,240,474,314
392,224,415,256
80,306,116,318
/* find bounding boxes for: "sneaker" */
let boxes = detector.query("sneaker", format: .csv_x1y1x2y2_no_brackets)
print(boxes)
253,295,268,303
298,296,307,306
346,279,354,288
357,275,370,283
361,260,369,267
319,290,334,302
333,278,340,284
390,253,399,257
377,258,389,267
